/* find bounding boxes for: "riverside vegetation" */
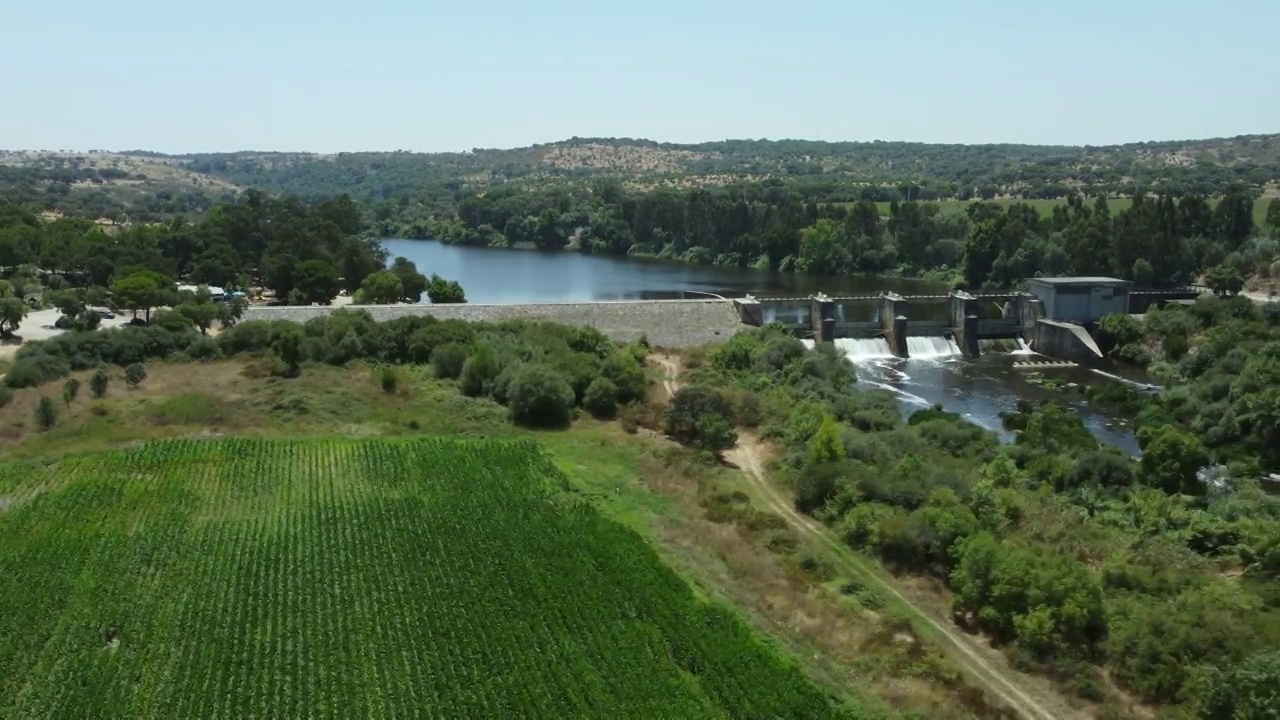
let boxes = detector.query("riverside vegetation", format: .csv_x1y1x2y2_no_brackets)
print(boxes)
662,302,1278,718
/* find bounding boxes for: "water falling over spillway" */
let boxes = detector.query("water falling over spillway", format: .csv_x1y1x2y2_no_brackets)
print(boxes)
835,338,896,362
906,336,961,360
978,338,1035,355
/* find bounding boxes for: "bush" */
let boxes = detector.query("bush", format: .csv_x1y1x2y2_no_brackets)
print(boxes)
430,342,467,379
185,335,221,361
0,385,12,409
35,395,58,431
4,352,71,389
1098,313,1144,353
582,377,619,419
426,274,466,304
89,368,110,398
62,378,80,407
665,385,738,453
507,364,575,428
124,363,147,389
459,348,502,398
380,367,398,394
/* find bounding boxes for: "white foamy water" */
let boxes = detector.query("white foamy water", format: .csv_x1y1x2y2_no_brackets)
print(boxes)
835,338,895,362
906,336,961,360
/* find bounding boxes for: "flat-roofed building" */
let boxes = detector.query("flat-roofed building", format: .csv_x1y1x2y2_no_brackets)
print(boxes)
1027,277,1132,323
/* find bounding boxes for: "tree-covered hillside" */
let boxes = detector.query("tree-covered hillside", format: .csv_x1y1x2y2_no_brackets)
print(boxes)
175,134,1280,202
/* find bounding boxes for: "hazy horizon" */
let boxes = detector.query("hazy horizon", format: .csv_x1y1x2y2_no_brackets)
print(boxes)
6,130,1278,157
3,0,1276,154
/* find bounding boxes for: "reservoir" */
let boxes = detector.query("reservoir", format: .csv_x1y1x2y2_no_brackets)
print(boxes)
381,239,1139,452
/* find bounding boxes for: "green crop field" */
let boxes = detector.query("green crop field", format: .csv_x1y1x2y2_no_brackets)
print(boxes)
0,437,859,719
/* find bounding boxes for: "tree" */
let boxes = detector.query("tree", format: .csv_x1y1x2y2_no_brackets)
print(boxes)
50,288,87,319
124,363,147,389
176,301,218,335
62,378,80,407
270,324,305,376
459,347,502,398
582,377,619,419
1204,265,1244,296
295,259,341,305
427,274,466,304
809,415,847,465
89,368,110,398
1198,648,1280,719
355,271,403,305
795,219,851,275
35,396,58,431
508,364,575,428
0,296,27,338
379,367,398,394
190,244,240,287
390,257,428,302
1140,426,1209,495
430,343,468,380
110,270,171,322
665,385,738,453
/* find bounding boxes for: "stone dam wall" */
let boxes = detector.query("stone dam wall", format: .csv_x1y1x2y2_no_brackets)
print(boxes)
242,300,746,348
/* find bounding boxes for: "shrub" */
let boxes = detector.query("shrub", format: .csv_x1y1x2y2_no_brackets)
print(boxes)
600,351,646,403
459,348,502,398
665,385,738,453
62,378,81,407
125,363,147,389
380,367,398,394
4,352,72,388
89,368,110,398
185,335,221,361
0,385,12,409
582,377,619,419
507,364,575,428
35,395,58,431
426,274,466,304
430,342,467,380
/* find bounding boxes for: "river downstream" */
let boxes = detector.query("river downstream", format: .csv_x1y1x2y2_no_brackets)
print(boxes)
381,239,1138,452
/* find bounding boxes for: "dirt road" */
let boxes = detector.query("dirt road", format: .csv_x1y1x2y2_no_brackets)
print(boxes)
652,354,1080,720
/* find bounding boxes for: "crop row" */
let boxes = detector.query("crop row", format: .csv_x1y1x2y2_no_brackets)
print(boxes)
0,438,853,718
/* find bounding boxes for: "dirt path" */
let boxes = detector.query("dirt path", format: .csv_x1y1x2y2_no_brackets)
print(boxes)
650,353,682,398
652,355,1080,720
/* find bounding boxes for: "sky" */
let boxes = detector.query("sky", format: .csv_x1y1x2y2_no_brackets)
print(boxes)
2,0,1275,153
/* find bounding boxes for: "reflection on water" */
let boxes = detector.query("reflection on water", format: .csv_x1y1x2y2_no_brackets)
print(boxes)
380,239,946,303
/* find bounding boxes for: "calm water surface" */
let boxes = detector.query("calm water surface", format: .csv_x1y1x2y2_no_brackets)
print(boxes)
381,239,1138,452
380,239,945,303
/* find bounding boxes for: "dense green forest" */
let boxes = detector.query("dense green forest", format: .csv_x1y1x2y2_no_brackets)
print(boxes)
4,134,1280,220
168,134,1280,202
420,182,1279,288
2,136,1279,289
669,296,1279,717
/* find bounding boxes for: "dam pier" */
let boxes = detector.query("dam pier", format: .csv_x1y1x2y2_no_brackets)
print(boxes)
734,278,1202,363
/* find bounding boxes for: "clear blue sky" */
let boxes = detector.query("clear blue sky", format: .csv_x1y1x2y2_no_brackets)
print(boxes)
3,0,1275,152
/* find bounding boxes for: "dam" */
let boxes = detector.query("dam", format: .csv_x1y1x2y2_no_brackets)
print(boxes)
735,278,1202,363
